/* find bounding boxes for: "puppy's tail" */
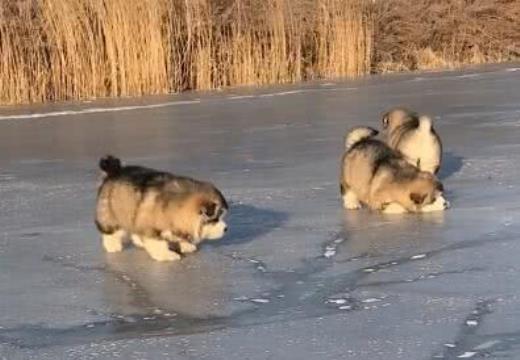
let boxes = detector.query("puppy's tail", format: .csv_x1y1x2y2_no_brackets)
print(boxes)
99,155,122,177
418,115,433,132
345,126,378,150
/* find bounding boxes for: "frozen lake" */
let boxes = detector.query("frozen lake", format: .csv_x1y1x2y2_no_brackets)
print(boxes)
1,64,520,359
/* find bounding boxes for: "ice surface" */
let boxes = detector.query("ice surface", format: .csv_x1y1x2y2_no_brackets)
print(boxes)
1,64,520,359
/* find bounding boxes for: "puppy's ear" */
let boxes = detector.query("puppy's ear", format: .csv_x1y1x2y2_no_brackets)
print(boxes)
199,201,217,219
410,192,427,205
382,112,390,129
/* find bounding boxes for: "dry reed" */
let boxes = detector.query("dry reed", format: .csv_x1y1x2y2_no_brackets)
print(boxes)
0,0,518,105
372,0,520,72
0,0,372,104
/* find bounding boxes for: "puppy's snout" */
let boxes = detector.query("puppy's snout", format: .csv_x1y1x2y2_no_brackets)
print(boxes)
223,226,228,233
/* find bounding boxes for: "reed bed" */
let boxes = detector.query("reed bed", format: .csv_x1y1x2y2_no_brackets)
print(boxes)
0,0,518,105
372,0,520,72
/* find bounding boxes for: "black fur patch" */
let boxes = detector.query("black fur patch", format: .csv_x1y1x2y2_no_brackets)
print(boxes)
94,220,117,235
99,155,122,176
372,151,395,178
167,241,183,254
410,193,427,205
436,181,444,192
201,201,217,218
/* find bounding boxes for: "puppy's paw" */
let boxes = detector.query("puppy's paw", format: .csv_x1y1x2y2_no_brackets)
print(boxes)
149,248,182,262
343,192,361,210
143,238,182,262
344,201,361,210
154,250,181,261
102,233,124,253
382,202,407,214
178,241,197,254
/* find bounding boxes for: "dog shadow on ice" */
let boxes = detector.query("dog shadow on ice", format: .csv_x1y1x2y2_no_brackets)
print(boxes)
438,152,464,180
217,203,289,246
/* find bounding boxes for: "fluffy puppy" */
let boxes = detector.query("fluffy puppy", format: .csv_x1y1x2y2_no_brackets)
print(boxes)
340,127,448,213
95,156,228,261
382,107,442,174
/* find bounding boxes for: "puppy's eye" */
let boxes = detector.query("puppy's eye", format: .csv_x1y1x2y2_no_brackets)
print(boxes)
382,114,389,128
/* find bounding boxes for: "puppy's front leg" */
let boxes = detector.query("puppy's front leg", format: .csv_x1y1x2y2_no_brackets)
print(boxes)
102,230,126,253
382,202,408,214
142,237,181,261
178,241,197,254
342,189,362,210
161,230,198,254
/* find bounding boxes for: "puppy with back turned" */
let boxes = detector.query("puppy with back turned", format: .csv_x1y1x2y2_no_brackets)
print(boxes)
95,156,228,261
382,107,442,174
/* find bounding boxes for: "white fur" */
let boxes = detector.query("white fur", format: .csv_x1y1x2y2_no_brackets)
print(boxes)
159,230,198,253
142,237,181,261
343,190,361,210
178,241,197,254
421,194,450,212
131,234,144,248
201,220,227,240
382,194,450,214
102,230,126,252
400,116,440,174
382,203,408,214
418,115,432,131
345,127,377,150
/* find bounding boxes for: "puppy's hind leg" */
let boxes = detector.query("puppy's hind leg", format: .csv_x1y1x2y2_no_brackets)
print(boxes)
142,237,181,262
102,229,126,253
341,183,361,210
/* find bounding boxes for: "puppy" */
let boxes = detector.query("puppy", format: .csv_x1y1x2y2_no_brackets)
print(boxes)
95,156,228,261
382,107,442,174
340,127,447,213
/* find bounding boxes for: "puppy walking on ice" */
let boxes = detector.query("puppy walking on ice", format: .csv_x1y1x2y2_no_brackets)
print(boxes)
95,156,228,261
340,127,448,213
382,107,442,175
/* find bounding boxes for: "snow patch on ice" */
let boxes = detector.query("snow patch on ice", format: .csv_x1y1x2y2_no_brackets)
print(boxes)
457,351,477,358
0,100,201,121
327,298,348,305
250,298,270,304
473,340,500,350
362,298,381,303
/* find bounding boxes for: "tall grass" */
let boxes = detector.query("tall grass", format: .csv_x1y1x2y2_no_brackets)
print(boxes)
0,0,518,105
372,0,520,72
0,0,372,105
